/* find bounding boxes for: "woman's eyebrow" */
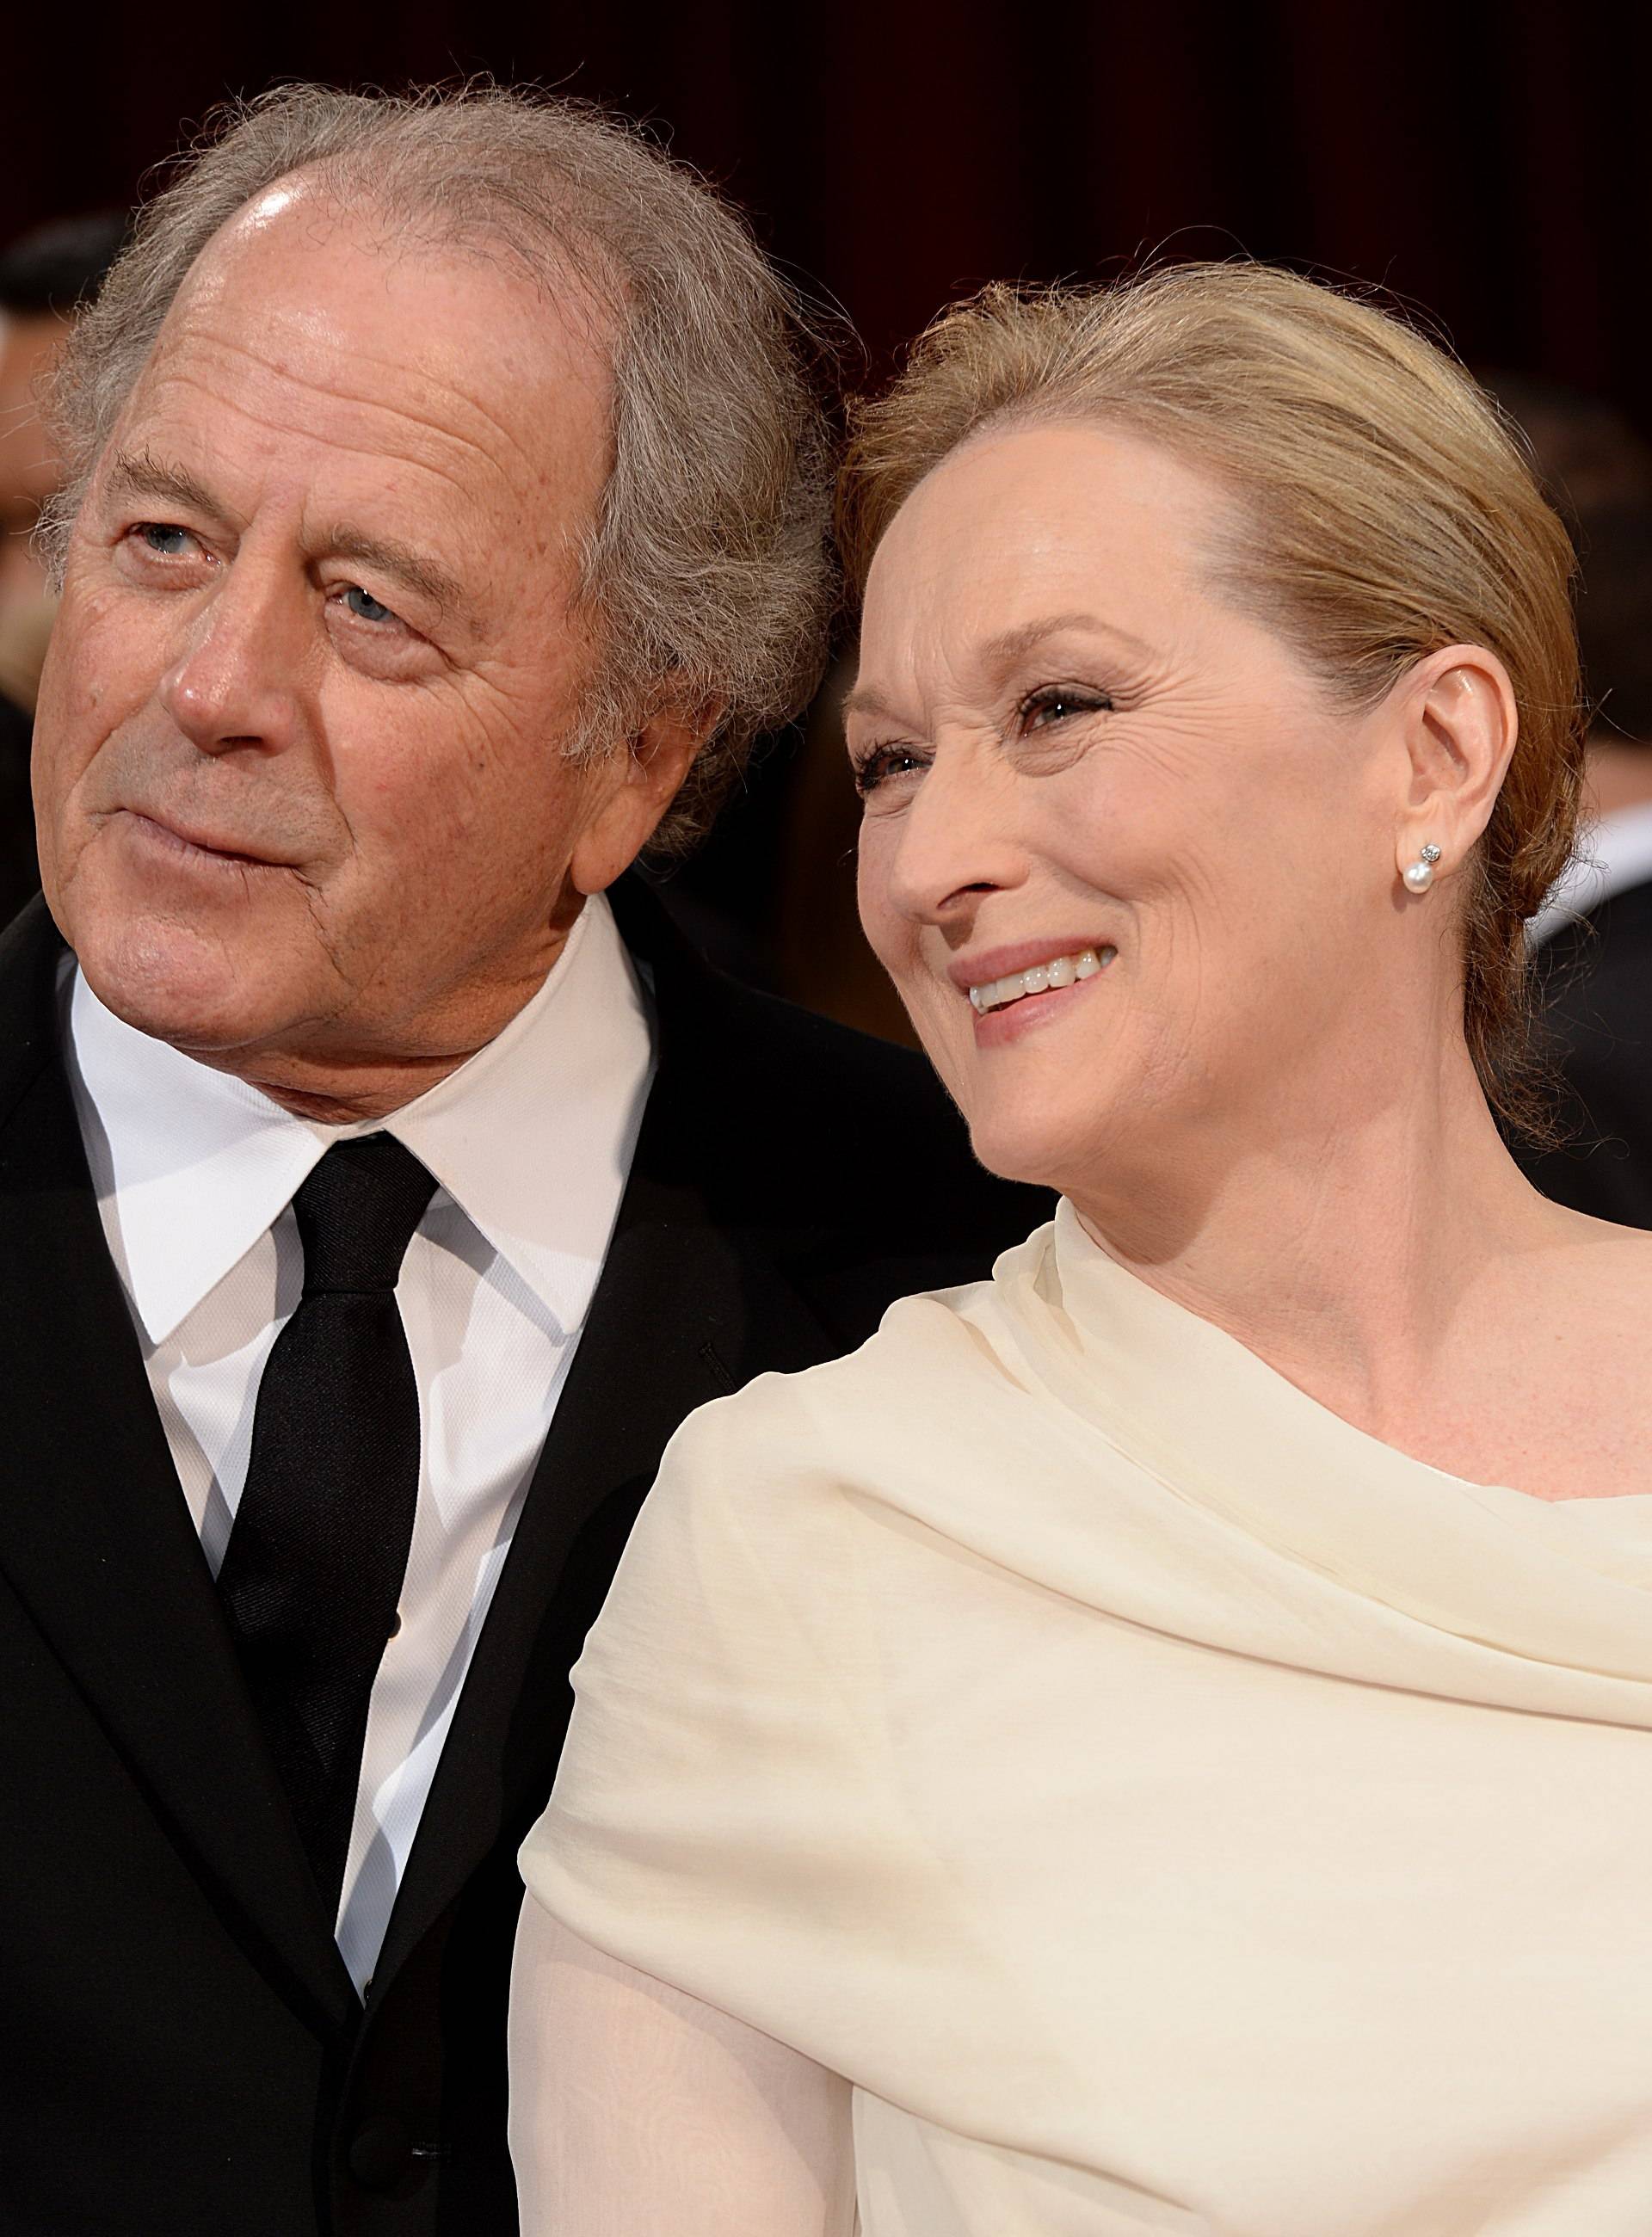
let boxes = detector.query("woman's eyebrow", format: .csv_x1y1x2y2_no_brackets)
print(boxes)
844,613,1156,730
841,679,903,726
980,613,1155,667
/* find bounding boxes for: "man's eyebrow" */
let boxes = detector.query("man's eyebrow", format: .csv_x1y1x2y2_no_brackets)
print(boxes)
104,448,222,520
324,526,469,619
101,453,469,622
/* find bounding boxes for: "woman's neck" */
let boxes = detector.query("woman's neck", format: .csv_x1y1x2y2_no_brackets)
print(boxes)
1067,1040,1575,1452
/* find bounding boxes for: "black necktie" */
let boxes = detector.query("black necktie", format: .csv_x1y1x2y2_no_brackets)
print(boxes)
216,1134,437,1912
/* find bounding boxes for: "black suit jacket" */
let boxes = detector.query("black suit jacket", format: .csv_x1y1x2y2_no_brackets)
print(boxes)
0,881,1045,2235
0,689,39,931
1518,879,1652,1229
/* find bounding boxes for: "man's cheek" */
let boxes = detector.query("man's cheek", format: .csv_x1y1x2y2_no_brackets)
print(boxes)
48,593,165,744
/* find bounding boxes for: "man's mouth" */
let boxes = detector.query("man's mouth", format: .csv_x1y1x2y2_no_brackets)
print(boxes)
967,946,1117,1015
122,809,289,870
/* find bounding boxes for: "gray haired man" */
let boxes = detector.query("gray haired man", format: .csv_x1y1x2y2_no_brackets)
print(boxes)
0,85,1038,2236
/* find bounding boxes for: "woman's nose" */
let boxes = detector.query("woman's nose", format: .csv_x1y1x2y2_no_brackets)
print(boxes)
879,748,1025,923
157,563,309,757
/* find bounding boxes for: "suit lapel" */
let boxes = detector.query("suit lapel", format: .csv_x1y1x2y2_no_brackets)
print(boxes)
371,887,835,1991
0,906,356,2031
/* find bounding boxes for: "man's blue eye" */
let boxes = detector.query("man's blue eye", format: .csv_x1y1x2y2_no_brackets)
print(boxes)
139,523,193,557
344,585,395,625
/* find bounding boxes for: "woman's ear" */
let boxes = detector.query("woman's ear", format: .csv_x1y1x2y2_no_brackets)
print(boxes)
569,695,727,897
1389,644,1518,889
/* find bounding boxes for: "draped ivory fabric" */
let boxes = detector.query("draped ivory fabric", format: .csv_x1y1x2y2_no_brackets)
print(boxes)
520,1202,1652,2236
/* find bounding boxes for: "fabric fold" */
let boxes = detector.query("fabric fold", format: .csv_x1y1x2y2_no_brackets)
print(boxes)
522,1209,1652,2237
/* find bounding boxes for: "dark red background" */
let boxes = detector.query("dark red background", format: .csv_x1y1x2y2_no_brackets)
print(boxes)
3,0,1649,410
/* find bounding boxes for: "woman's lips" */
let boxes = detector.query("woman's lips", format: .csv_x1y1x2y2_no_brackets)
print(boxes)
968,948,1117,1045
947,934,1118,995
966,946,1115,1015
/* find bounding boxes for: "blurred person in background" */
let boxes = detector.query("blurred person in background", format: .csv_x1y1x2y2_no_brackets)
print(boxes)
0,214,126,922
1499,379,1652,1223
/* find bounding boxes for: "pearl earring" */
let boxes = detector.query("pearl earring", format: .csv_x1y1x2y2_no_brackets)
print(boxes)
1402,843,1442,895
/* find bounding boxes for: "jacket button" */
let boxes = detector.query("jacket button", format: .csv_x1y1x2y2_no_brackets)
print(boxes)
348,2116,414,2191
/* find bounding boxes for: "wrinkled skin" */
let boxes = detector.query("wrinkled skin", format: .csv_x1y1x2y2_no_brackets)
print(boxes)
849,420,1652,1503
849,421,1500,1209
35,179,701,1120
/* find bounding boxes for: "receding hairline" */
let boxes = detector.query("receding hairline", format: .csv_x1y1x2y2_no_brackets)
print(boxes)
177,162,623,356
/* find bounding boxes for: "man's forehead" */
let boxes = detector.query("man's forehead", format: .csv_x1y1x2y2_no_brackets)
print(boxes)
193,181,607,345
109,197,614,585
144,189,613,468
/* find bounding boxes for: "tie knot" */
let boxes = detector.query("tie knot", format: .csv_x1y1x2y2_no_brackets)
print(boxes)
292,1136,438,1296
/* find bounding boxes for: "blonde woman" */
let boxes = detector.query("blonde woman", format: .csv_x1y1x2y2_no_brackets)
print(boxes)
508,266,1652,2237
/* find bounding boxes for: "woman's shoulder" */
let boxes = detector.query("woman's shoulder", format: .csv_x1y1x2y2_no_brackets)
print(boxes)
661,1218,1059,1489
550,1241,1063,1806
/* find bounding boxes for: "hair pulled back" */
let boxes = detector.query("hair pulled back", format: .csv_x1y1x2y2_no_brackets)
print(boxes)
839,265,1584,1137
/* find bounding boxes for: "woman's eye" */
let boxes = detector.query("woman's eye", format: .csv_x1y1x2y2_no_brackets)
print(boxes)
133,522,198,559
342,584,397,625
853,744,927,797
1018,685,1113,731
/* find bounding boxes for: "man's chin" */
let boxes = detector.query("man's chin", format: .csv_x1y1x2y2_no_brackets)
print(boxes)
71,907,300,1059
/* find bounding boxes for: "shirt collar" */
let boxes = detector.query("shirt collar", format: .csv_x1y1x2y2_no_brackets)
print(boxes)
66,893,655,1347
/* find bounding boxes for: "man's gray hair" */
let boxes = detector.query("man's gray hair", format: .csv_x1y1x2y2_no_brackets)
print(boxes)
43,83,836,853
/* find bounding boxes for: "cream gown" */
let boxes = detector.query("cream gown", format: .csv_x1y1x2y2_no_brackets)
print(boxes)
518,1203,1652,2235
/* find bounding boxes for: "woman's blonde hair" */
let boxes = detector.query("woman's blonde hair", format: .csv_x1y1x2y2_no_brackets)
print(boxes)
838,264,1583,1138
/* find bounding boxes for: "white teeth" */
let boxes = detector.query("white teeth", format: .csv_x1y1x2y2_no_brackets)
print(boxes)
967,946,1115,1014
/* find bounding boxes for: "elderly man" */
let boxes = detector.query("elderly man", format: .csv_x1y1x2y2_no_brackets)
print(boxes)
0,86,1038,2237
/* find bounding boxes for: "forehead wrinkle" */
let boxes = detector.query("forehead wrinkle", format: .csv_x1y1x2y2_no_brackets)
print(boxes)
142,360,520,520
112,386,515,630
162,301,597,494
142,322,548,503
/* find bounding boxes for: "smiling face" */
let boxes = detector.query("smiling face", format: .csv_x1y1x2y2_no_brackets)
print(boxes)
33,182,690,1112
850,420,1433,1209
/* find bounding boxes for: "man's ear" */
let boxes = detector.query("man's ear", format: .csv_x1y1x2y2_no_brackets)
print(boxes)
568,694,726,897
1388,644,1517,888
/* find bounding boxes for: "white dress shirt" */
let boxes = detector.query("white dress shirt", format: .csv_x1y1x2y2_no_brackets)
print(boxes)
65,893,654,1993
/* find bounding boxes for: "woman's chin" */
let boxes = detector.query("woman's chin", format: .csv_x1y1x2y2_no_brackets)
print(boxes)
963,1102,1113,1199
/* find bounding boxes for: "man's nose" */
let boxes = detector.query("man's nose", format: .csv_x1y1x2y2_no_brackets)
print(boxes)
882,745,1025,923
157,561,310,756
